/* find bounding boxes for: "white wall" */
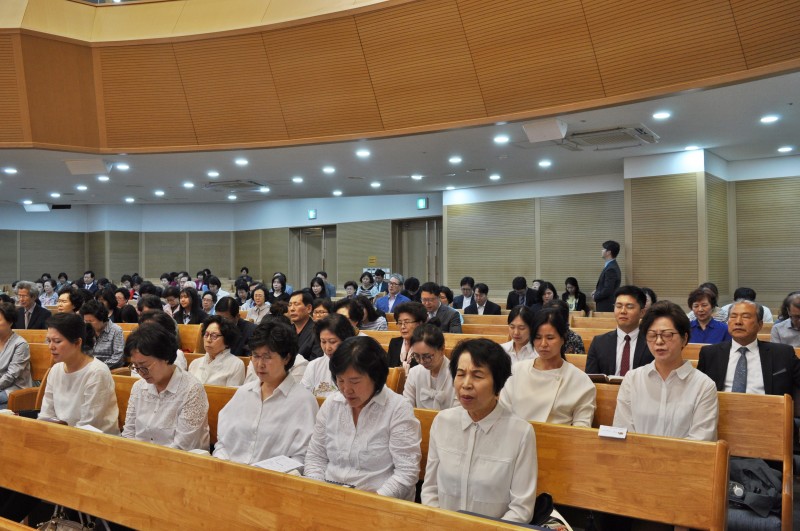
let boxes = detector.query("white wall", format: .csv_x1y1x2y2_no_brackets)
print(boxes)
443,174,623,206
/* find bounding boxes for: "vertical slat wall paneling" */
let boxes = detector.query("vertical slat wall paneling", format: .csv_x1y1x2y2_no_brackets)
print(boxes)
736,176,800,297
173,34,289,146
539,192,625,292
99,44,197,149
337,221,392,284
20,35,100,148
0,231,19,284
705,174,729,297
581,0,747,96
19,232,85,282
234,230,262,281
0,36,25,144
355,0,486,130
188,232,232,281
457,0,605,115
630,174,699,301
86,232,107,277
446,199,536,300
729,0,800,68
262,18,383,138
109,232,141,281
260,228,290,284
143,232,187,280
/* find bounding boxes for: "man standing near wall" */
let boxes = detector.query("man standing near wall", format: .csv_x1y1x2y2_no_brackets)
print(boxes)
592,240,621,312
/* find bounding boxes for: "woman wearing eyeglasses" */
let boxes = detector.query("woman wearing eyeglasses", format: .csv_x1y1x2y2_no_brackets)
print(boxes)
402,324,456,410
613,301,718,441
387,302,427,373
122,323,210,451
214,321,319,464
188,315,245,386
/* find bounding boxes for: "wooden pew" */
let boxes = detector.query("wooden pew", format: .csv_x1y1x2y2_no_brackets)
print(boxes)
572,316,619,329
177,324,204,353
461,314,508,325
117,322,138,332
14,329,47,344
361,330,508,351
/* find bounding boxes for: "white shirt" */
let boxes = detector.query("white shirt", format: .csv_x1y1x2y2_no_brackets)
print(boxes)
501,340,536,365
723,340,765,394
420,403,537,523
121,365,210,451
188,349,245,387
613,360,718,441
300,355,338,398
213,376,319,464
615,328,641,376
304,387,421,500
500,360,596,427
403,357,457,410
460,295,473,309
39,358,119,435
245,354,308,386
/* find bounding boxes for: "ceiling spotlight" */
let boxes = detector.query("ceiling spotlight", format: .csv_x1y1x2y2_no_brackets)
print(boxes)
371,182,381,188
489,174,501,181
154,190,165,197
234,158,248,166
777,146,794,153
2,168,17,175
445,185,455,190
115,163,130,171
323,166,335,174
538,160,552,168
332,190,343,196
760,115,780,124
411,174,423,180
124,197,135,203
652,111,671,120
448,156,462,164
183,182,195,189
22,200,32,205
76,185,88,191
685,145,700,151
97,175,110,182
292,176,304,183
228,194,237,200
50,192,61,198
355,149,370,158
259,186,270,193
493,134,510,144
207,171,220,178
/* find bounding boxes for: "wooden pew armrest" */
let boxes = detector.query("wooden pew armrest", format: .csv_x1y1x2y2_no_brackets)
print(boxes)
7,387,39,413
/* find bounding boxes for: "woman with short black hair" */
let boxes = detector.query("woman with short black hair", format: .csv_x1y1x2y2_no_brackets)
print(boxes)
79,299,125,370
302,314,356,397
187,315,245,386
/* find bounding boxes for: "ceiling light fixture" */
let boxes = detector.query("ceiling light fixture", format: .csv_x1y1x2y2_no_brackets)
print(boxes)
259,186,270,193
445,185,455,190
50,192,61,198
652,111,671,120
22,200,32,205
154,190,165,197
292,176,304,183
323,166,335,174
356,149,370,158
228,194,237,200
115,163,130,171
332,190,342,196
97,175,110,182
3,168,17,175
411,174,423,180
489,174,501,181
76,185,88,191
183,182,195,189
538,160,552,168
777,146,794,153
207,171,220,178
685,145,700,151
760,115,780,124
448,156,462,164
234,158,248,166
124,197,135,203
493,134,510,144
371,182,381,188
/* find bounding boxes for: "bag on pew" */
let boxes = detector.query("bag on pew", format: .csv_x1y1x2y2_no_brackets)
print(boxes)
728,457,781,520
532,493,573,530
37,505,110,531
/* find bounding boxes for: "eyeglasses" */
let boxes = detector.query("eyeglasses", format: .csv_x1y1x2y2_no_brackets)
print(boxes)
203,332,222,341
250,354,279,363
131,362,156,376
645,330,679,342
312,310,329,317
397,319,418,327
388,281,401,286
412,352,434,363
420,297,438,304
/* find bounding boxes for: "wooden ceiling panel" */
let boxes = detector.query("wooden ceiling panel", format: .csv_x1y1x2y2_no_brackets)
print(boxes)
0,35,25,144
730,0,800,68
262,17,383,139
356,0,486,129
174,34,288,145
582,0,747,96
458,0,605,115
99,44,197,149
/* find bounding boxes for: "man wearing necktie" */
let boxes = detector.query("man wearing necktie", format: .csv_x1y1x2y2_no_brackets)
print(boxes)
698,300,800,395
13,281,51,330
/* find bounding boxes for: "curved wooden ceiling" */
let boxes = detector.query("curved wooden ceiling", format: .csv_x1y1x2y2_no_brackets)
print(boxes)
0,0,799,154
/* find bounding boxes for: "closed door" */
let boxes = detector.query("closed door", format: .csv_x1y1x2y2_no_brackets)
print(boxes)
293,226,337,288
393,218,442,284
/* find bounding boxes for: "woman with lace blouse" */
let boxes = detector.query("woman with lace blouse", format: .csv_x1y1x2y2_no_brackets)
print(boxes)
122,323,210,451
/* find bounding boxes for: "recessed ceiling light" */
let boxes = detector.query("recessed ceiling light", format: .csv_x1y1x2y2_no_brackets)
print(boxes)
76,185,88,191
97,175,110,182
259,186,270,193
115,163,130,171
538,160,552,168
760,115,780,124
124,197,135,203
22,200,32,205
228,194,237,200
370,182,381,188
292,176,304,183
449,156,462,164
234,158,248,166
355,149,370,158
323,166,335,174
777,146,794,153
685,145,700,151
411,174,423,180
207,171,219,178
50,192,60,198
445,185,455,190
183,182,195,189
652,111,671,120
332,190,342,196
489,174,501,181
3,168,17,175
493,134,510,144
154,190,165,197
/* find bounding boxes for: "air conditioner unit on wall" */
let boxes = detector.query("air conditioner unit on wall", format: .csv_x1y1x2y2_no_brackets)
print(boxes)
567,124,659,150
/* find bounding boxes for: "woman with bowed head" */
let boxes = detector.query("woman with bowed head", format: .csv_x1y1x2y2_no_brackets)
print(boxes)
214,320,319,464
304,336,421,500
421,338,537,523
174,286,208,325
387,302,427,372
402,324,456,410
188,315,245,386
122,323,210,451
500,309,596,427
137,310,188,372
302,314,356,397
79,299,125,370
0,302,32,409
501,306,536,364
357,295,388,331
561,277,587,315
38,313,119,434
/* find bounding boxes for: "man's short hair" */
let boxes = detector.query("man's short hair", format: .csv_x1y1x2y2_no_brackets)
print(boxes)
614,285,646,309
602,240,621,258
460,276,475,289
733,287,756,301
316,271,328,279
388,273,404,284
207,275,221,289
15,280,38,299
474,283,489,295
419,282,441,296
733,299,764,321
290,290,313,307
512,276,527,291
374,269,385,277
404,277,420,292
84,270,95,278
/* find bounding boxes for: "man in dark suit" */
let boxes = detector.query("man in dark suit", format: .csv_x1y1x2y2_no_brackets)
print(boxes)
586,285,653,375
505,276,537,310
14,281,51,330
82,270,99,295
452,276,475,310
464,283,502,316
698,300,800,395
373,269,389,295
592,240,622,312
419,282,462,333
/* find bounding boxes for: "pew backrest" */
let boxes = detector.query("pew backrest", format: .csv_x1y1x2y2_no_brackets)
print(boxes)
178,324,204,353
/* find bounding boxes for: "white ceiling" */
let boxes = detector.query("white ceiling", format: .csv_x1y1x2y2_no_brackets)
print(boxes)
0,71,797,207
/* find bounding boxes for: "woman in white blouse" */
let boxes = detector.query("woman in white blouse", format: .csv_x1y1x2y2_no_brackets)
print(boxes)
301,314,356,397
421,338,537,523
501,306,536,364
402,324,455,410
246,285,270,325
188,316,245,386
122,323,210,450
304,336,421,500
0,302,32,408
214,321,319,464
500,309,596,427
613,301,718,441
38,313,119,434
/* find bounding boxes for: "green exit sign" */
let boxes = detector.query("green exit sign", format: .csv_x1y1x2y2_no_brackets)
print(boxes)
416,197,428,210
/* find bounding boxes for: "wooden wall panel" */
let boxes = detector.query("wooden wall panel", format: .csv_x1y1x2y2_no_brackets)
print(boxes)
144,232,187,279
337,220,391,284
99,44,197,149
458,0,605,115
730,0,800,68
20,35,99,147
0,35,25,144
188,231,232,281
262,18,383,138
234,230,262,282
446,199,535,300
630,174,698,301
174,34,288,145
86,232,106,277
109,231,141,282
705,174,729,297
19,231,84,283
582,0,747,95
0,230,19,284
539,192,625,293
260,228,290,284
356,0,486,129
